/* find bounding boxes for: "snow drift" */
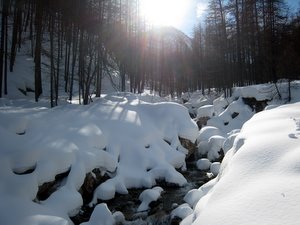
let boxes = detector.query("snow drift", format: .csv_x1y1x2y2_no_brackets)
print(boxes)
0,94,198,225
182,102,300,225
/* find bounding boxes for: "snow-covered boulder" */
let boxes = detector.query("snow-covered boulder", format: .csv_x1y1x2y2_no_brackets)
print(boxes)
137,187,164,212
207,97,255,134
196,158,211,170
196,105,214,118
197,134,226,161
80,203,115,225
171,203,193,220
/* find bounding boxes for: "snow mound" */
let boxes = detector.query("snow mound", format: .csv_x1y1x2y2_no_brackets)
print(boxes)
182,102,300,225
171,203,193,220
196,105,214,119
207,97,255,134
0,95,198,225
232,84,274,101
196,158,211,170
80,203,115,225
137,186,164,212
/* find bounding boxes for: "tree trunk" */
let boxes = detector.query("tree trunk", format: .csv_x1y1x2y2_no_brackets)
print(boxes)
34,0,43,102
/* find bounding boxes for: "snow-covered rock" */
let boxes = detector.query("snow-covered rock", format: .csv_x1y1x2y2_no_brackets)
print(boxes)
80,203,114,225
207,97,255,134
137,186,164,212
196,158,211,170
196,105,214,118
171,203,193,220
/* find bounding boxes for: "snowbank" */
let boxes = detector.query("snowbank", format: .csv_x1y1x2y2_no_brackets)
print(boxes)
182,102,300,225
0,95,198,225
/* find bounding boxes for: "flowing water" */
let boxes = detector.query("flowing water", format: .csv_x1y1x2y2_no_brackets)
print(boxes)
71,156,212,225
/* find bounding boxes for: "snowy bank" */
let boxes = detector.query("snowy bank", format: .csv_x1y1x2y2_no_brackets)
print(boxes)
182,102,300,225
0,95,198,225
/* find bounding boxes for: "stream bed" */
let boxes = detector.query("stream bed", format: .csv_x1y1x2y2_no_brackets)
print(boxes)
72,156,213,225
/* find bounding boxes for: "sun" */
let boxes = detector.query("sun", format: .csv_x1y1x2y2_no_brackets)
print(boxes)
140,0,188,27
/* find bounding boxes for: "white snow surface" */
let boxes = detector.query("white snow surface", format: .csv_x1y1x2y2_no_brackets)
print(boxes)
137,186,164,212
196,158,211,171
182,102,300,225
171,203,193,220
196,105,214,119
0,94,198,225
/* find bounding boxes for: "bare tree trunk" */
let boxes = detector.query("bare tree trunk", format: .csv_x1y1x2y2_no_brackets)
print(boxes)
34,0,43,102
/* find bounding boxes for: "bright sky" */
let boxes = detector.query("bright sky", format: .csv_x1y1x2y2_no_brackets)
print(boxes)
140,0,299,37
140,0,208,36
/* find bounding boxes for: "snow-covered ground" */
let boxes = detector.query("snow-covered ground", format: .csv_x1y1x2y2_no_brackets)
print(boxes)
174,81,300,225
1,57,300,225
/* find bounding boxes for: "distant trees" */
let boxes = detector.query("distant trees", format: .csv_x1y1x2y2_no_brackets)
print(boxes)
192,0,300,94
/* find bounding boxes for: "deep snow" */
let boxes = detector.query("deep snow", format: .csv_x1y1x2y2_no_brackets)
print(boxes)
177,81,300,225
0,94,198,225
1,73,300,225
182,102,300,225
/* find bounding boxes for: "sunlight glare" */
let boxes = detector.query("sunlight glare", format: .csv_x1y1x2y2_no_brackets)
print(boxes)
196,2,207,18
140,0,188,27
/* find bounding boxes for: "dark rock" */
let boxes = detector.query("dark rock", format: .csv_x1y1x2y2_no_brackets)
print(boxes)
16,130,26,135
170,216,182,225
242,97,268,112
36,168,71,201
79,169,110,204
13,164,36,175
179,137,197,159
195,116,210,129
231,112,239,119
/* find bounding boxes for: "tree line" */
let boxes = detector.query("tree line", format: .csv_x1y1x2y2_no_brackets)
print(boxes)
0,0,193,105
0,0,299,106
192,0,300,96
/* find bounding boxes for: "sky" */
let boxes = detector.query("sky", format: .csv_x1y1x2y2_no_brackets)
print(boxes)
176,0,300,36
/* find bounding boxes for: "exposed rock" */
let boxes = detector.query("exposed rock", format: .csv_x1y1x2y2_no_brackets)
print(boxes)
36,169,71,201
179,137,197,159
79,169,111,204
231,112,239,119
170,216,182,225
195,116,210,129
13,164,36,175
242,97,268,112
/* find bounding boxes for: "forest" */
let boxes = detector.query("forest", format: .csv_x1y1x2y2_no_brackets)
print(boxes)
0,0,299,106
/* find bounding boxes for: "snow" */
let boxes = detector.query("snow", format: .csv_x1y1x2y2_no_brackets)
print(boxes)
209,162,220,176
196,105,214,118
183,91,215,117
182,102,300,225
81,203,115,225
207,97,255,134
0,94,198,225
2,62,300,225
197,128,226,161
196,158,211,170
171,203,193,220
232,84,274,101
137,186,164,212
